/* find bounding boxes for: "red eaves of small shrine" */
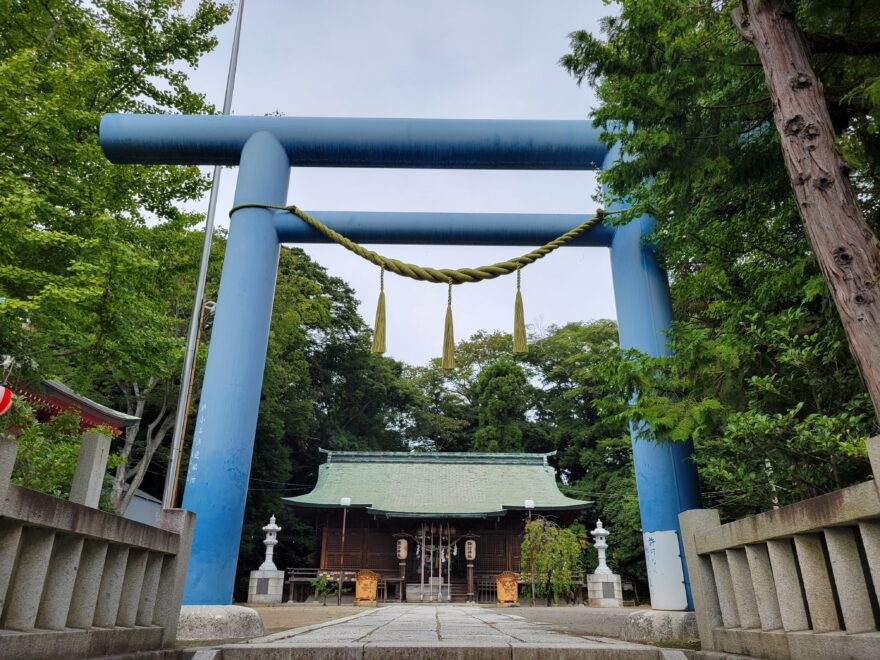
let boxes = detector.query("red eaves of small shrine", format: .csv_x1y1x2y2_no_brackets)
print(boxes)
16,380,139,437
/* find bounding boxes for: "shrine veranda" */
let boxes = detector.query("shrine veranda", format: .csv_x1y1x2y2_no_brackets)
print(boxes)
99,113,702,609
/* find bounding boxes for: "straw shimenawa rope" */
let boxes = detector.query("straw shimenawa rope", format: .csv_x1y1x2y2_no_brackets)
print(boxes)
229,204,609,284
229,203,612,364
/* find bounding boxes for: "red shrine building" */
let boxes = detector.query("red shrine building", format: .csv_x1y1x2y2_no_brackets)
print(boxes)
284,450,591,602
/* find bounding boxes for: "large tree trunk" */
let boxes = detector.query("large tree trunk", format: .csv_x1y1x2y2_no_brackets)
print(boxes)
732,0,880,422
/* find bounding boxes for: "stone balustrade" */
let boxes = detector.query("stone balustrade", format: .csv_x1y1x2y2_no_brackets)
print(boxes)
680,436,880,660
0,435,194,660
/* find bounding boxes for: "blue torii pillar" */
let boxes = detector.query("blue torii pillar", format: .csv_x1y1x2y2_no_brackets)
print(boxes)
603,144,702,610
178,132,289,606
100,114,702,607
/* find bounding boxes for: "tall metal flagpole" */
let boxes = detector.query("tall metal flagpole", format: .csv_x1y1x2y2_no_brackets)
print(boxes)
163,0,247,509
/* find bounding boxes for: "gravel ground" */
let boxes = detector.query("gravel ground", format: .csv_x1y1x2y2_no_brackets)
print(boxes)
242,604,363,633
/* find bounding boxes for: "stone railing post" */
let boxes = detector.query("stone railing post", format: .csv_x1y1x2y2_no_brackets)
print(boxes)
153,508,196,648
792,534,840,632
868,435,879,485
726,548,760,629
0,438,24,625
0,435,17,502
679,509,723,650
824,527,875,633
35,535,84,629
744,544,782,631
765,539,809,632
66,540,109,628
3,527,56,630
69,431,111,508
864,436,880,602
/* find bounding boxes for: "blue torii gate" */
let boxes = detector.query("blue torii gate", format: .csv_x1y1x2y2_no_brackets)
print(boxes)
100,114,702,608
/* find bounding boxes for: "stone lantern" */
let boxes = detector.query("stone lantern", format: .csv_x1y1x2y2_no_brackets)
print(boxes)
586,519,623,607
248,514,286,603
591,519,612,575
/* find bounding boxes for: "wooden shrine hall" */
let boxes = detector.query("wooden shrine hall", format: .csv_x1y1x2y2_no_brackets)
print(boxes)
283,450,591,603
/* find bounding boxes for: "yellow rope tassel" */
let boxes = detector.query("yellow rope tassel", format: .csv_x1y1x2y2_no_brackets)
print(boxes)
513,268,528,354
371,267,386,354
442,282,455,370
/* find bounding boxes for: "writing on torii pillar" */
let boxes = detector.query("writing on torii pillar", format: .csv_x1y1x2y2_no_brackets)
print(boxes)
259,515,282,571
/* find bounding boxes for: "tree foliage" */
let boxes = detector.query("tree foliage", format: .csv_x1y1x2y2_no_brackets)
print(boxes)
560,0,879,515
521,517,585,605
0,0,230,511
472,360,530,453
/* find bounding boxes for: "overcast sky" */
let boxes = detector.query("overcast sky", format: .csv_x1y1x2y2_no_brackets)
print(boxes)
181,0,615,367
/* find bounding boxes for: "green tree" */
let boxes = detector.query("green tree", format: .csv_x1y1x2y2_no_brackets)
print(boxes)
1,401,85,499
521,517,584,606
561,0,878,515
730,0,880,421
406,331,520,452
527,321,627,481
0,0,230,509
472,360,531,453
405,363,474,452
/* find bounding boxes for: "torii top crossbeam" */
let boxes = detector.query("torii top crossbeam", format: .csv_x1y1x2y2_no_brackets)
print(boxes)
101,114,608,169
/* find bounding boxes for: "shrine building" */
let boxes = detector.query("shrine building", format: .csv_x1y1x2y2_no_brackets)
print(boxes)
21,379,139,436
283,450,590,602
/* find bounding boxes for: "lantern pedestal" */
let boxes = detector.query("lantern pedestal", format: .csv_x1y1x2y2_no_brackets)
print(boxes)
586,573,623,607
247,569,285,603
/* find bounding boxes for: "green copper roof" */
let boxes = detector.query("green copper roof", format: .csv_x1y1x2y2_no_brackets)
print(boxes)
283,451,591,518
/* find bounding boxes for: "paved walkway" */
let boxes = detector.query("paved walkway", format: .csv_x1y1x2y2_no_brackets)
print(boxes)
220,605,671,659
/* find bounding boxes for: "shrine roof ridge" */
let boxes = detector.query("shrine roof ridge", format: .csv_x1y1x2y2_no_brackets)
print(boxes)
318,449,557,467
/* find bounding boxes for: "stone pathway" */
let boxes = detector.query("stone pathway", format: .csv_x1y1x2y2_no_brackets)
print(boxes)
219,605,667,659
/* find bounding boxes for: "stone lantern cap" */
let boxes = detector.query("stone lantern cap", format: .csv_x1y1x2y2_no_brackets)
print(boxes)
263,514,281,534
591,519,609,540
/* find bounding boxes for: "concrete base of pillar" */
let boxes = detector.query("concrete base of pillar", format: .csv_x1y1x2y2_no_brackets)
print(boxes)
247,569,285,604
587,573,623,607
177,605,265,643
619,609,699,645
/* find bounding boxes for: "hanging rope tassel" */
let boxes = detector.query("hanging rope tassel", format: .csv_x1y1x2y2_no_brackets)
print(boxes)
442,281,455,370
371,266,386,354
513,267,528,354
